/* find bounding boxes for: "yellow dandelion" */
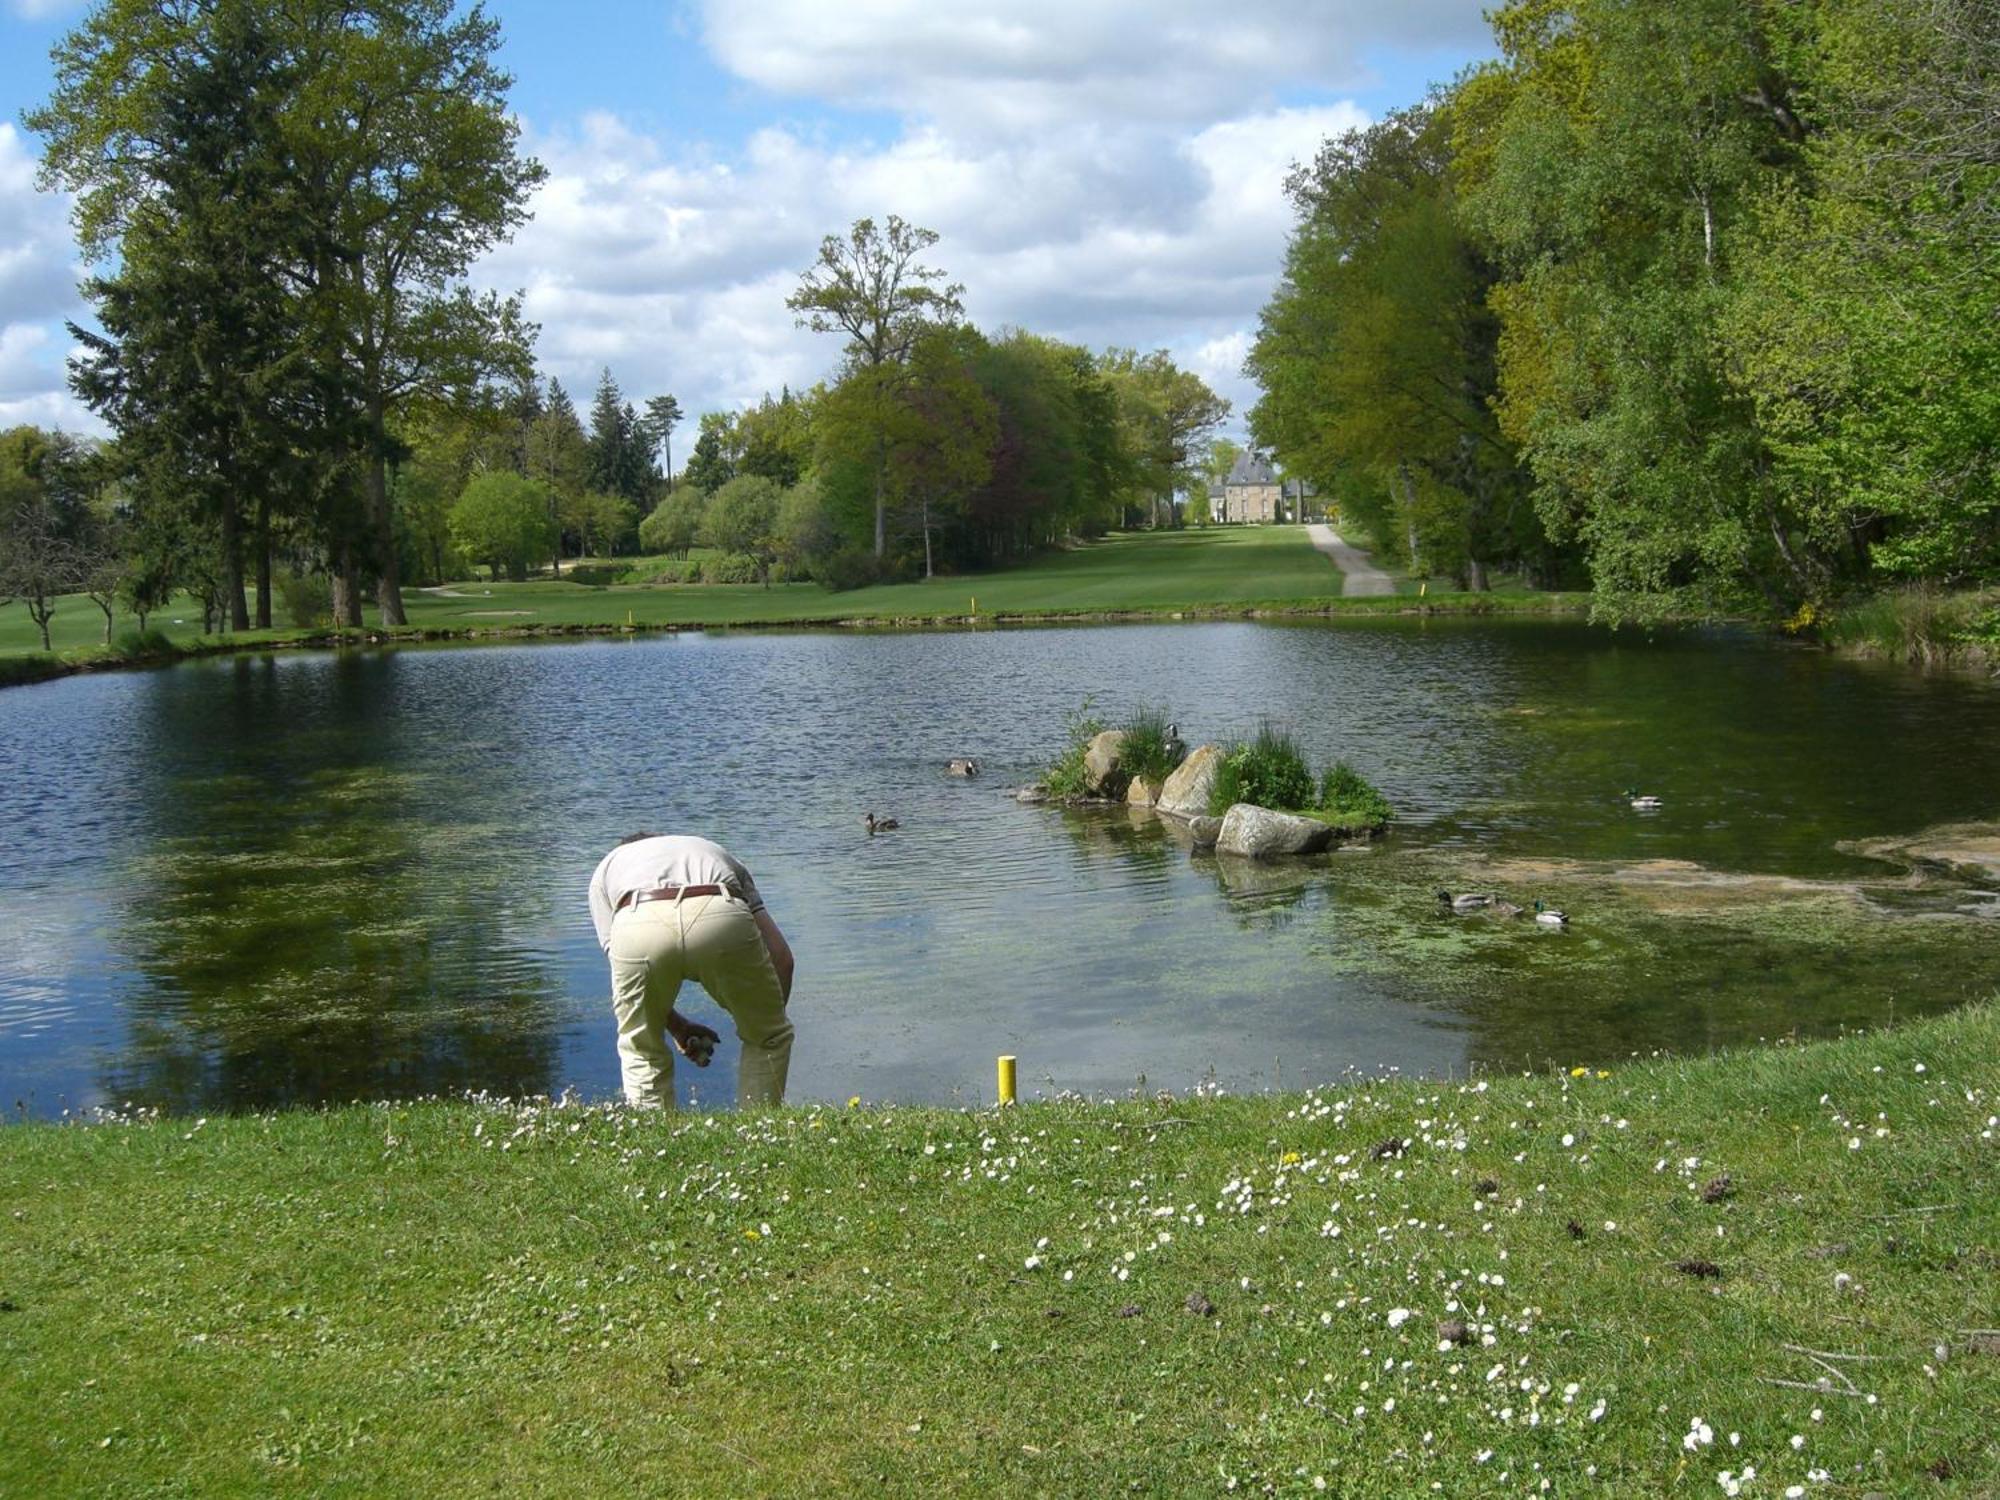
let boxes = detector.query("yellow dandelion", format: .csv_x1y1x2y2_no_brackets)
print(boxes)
847,1095,862,1109
744,1228,761,1240
1569,1066,1589,1078
1281,1151,1302,1165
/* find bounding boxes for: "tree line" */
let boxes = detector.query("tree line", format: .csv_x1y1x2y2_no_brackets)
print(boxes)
2,2,1234,643
1248,0,1997,618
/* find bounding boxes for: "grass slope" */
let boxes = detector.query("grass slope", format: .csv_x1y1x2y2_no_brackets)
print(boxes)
0,528,1585,673
3,1009,1995,1496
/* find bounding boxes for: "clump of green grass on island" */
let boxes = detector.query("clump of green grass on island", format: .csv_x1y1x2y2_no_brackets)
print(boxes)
1,1009,1993,1495
1209,722,1393,833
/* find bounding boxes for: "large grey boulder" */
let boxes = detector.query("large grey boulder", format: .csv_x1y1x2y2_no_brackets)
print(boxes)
1125,775,1158,808
1216,802,1334,859
1156,744,1224,819
1083,730,1128,796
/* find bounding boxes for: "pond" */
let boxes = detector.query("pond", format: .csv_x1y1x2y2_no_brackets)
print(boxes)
3,619,1998,1117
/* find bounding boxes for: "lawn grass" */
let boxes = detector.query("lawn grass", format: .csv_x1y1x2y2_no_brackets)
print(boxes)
2,1007,1994,1496
0,527,1588,681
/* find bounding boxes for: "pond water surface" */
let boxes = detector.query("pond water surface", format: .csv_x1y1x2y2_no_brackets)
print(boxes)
3,619,1998,1116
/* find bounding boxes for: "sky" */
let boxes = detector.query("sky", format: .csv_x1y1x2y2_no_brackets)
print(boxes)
0,0,1497,442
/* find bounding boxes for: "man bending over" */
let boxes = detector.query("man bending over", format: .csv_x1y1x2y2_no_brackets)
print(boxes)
587,833,795,1108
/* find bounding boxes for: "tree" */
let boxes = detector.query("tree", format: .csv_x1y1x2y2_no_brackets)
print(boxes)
682,413,737,494
586,368,653,504
774,481,838,580
569,490,637,558
32,0,546,628
56,2,319,632
1101,350,1230,528
527,379,589,570
881,329,997,578
638,488,706,558
736,390,815,488
0,480,82,652
788,216,964,557
698,475,781,585
449,472,556,582
1721,0,2000,588
1459,0,1813,615
642,394,683,492
1250,101,1534,588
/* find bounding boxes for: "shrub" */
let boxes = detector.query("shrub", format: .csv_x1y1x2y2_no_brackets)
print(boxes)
638,489,706,557
112,627,179,658
1209,723,1315,815
277,573,333,629
818,547,884,593
703,554,764,585
1119,707,1182,785
1318,762,1392,827
1040,699,1108,799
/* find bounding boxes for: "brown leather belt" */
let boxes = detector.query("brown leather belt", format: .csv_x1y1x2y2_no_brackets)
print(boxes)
616,884,729,912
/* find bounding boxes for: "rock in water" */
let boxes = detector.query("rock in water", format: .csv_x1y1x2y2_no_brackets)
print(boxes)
1155,744,1224,819
1083,729,1128,796
1125,775,1158,808
1215,803,1335,859
1187,815,1223,849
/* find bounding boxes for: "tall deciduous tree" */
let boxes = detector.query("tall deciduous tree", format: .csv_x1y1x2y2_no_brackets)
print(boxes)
788,216,964,557
32,0,545,629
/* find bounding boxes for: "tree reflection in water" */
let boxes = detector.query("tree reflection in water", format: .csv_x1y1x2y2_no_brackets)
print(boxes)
102,653,561,1113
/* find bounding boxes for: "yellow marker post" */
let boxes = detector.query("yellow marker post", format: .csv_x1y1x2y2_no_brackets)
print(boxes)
1418,582,1427,598
970,596,977,618
997,1054,1017,1105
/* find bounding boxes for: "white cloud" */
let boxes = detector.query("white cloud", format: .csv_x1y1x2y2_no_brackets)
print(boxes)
701,0,1483,134
0,122,93,431
2,2,1485,443
478,91,1375,434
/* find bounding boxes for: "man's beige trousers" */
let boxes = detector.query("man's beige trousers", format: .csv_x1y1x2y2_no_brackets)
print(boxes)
607,894,793,1108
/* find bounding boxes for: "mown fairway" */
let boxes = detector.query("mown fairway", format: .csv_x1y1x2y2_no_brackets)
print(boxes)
0,528,1579,667
2,1008,1994,1497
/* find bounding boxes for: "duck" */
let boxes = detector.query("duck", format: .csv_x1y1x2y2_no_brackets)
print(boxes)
1624,787,1663,811
946,758,981,777
864,812,900,834
1533,899,1569,928
1436,889,1495,915
1491,898,1524,919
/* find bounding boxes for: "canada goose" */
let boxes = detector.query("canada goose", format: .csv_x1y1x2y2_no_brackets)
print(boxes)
1534,899,1569,928
865,812,901,833
1436,889,1495,915
1624,787,1663,811
946,758,981,777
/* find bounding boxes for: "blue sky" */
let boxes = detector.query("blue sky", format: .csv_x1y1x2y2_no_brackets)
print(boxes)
1,1,1497,437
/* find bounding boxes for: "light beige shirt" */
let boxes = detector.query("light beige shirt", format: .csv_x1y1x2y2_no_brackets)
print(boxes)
587,835,765,950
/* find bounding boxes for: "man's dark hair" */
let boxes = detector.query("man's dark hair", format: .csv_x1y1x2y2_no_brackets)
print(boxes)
618,831,661,845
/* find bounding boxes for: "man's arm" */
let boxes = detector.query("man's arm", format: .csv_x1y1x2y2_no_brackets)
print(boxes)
587,856,616,951
753,909,795,1002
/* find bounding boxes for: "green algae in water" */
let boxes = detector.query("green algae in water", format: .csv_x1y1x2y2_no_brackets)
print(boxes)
1304,845,2000,1065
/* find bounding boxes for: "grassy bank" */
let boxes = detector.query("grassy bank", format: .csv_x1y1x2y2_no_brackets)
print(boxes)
1817,587,2000,669
0,528,1587,685
3,1009,1994,1497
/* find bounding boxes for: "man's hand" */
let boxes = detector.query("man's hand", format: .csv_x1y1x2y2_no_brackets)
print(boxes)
666,1011,722,1067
